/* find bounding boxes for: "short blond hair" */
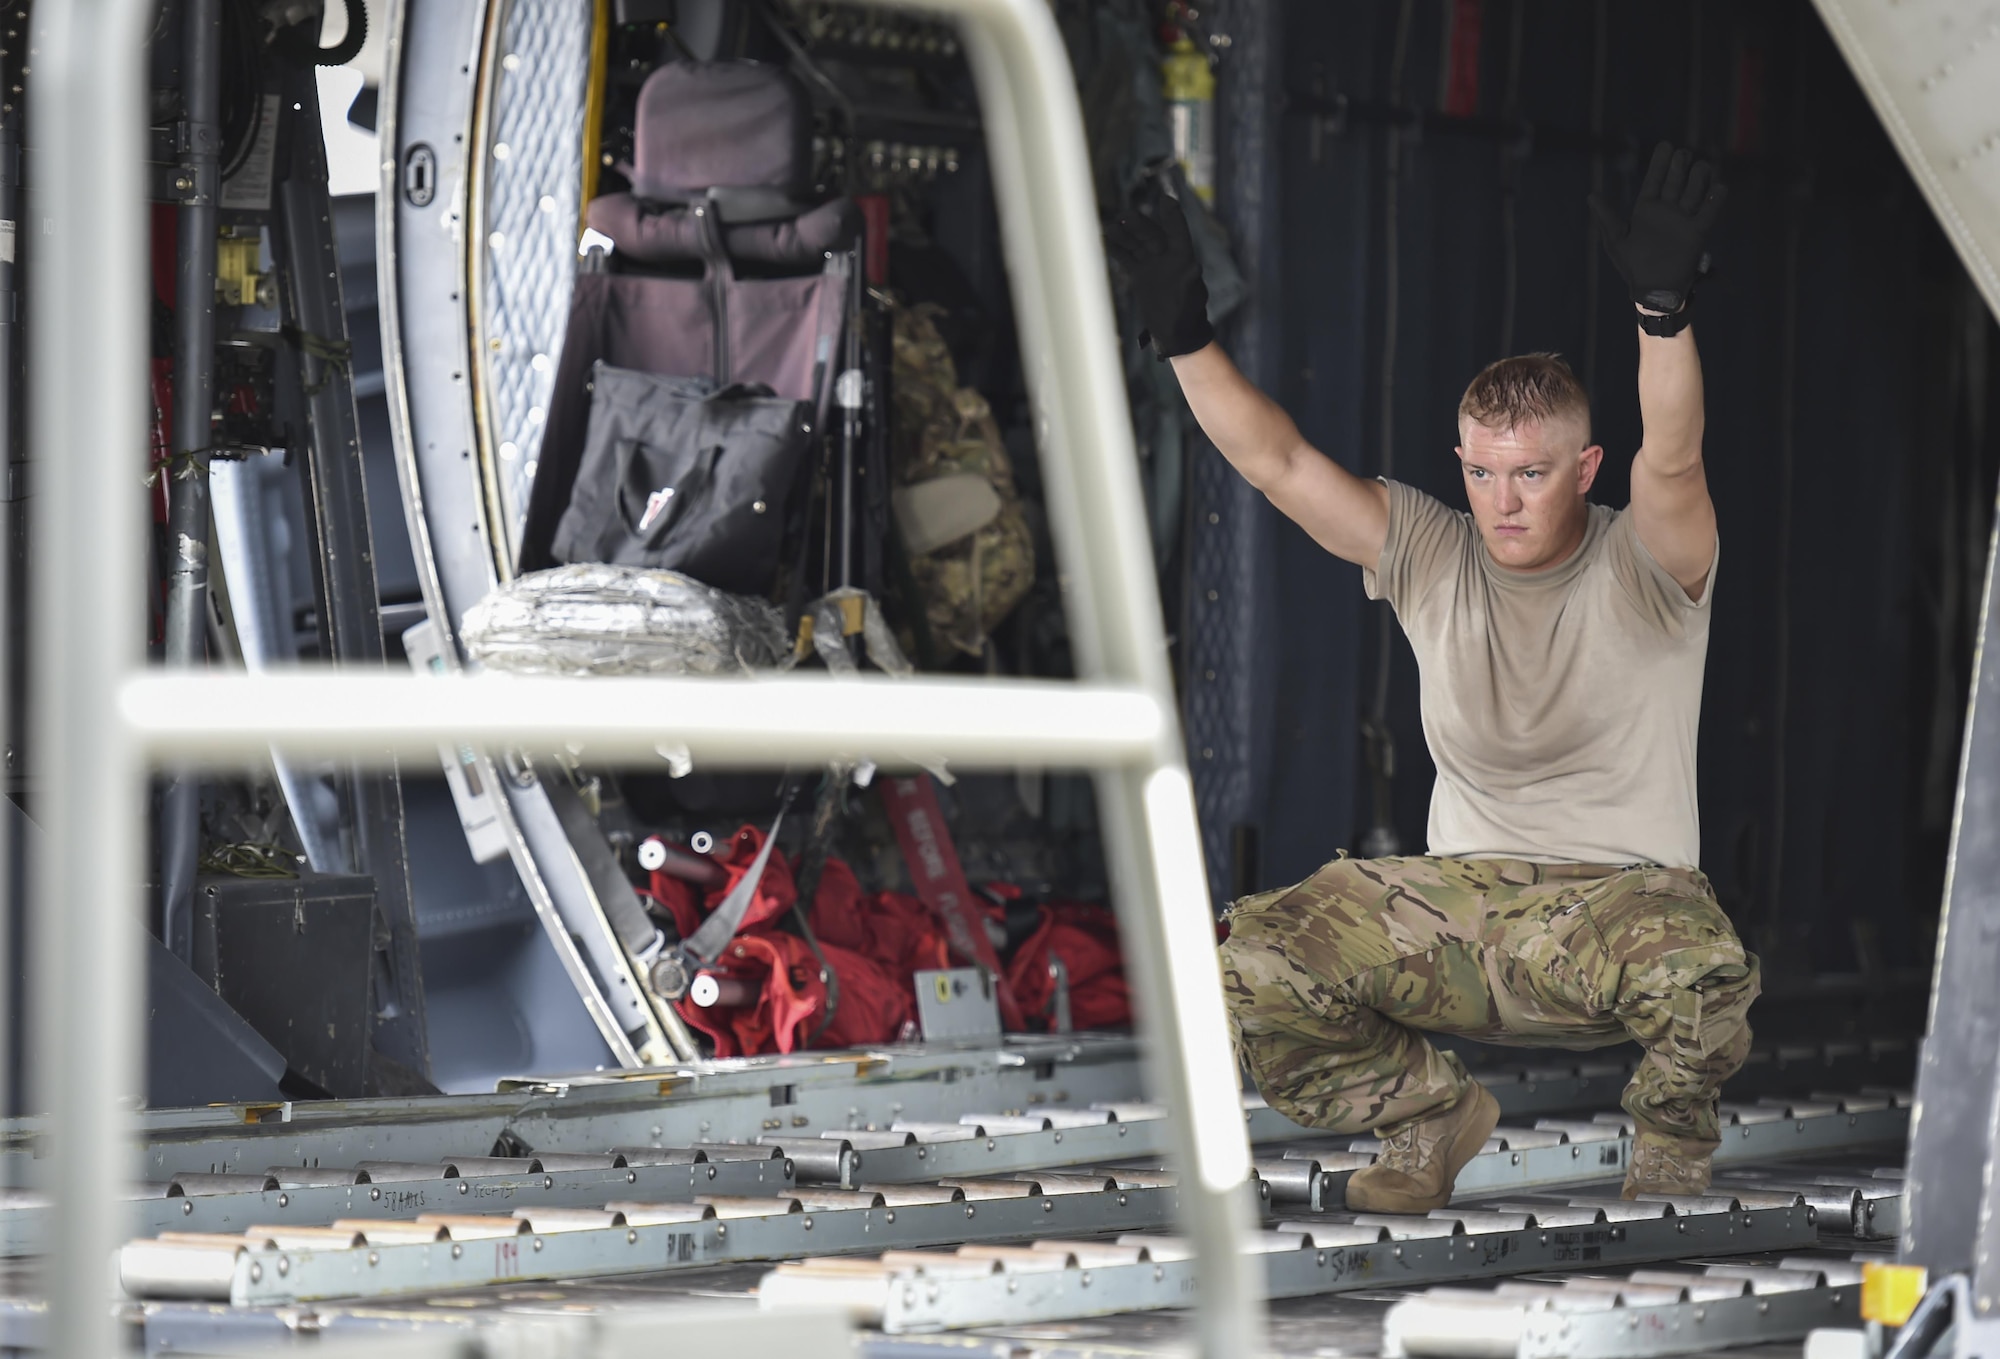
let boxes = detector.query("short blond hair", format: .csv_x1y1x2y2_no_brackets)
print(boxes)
1458,353,1591,443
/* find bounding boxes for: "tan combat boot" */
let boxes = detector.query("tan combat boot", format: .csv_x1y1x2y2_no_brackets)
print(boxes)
1345,1083,1501,1214
1622,1129,1718,1199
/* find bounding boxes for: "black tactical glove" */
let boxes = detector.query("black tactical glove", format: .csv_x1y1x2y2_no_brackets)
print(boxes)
1589,142,1728,331
1103,177,1214,359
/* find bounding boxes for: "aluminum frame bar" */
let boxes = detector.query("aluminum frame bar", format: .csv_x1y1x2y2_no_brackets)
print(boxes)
115,672,1165,767
28,5,154,1359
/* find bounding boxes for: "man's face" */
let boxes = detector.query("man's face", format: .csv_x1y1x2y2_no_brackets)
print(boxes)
1455,417,1603,571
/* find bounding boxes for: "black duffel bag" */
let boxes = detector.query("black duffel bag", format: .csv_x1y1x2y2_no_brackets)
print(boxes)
550,360,814,596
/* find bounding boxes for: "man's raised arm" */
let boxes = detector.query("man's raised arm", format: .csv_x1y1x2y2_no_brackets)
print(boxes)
1106,185,1388,571
1591,144,1728,598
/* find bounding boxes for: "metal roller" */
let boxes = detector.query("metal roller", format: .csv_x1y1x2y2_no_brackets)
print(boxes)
1020,1173,1120,1195
1782,1257,1867,1286
1033,1239,1151,1266
1719,1180,1862,1230
1489,1128,1569,1150
877,1250,1004,1277
1117,1233,1194,1262
692,1143,787,1162
1591,1113,1637,1133
958,1245,1075,1272
533,1154,627,1172
1730,1188,1808,1210
1756,1097,1843,1118
1563,1197,1672,1221
837,1130,917,1151
695,1195,802,1218
1634,1193,1742,1215
1089,1102,1168,1122
512,1208,626,1233
446,1157,545,1178
612,1147,708,1166
266,1166,371,1188
1491,1282,1619,1311
1531,1120,1621,1142
1243,1230,1313,1253
119,1239,248,1301
330,1219,446,1244
963,1114,1052,1134
1253,1158,1322,1206
1813,1091,1893,1113
355,1162,459,1182
1101,1169,1179,1189
858,1183,965,1206
168,1173,280,1196
1700,1264,1828,1293
238,1225,366,1250
1719,1103,1787,1125
125,1184,178,1200
1043,1109,1117,1129
794,1189,887,1211
1557,1277,1691,1306
605,1202,716,1226
1274,1221,1391,1247
1626,1269,1754,1301
892,1122,982,1142
938,1178,1035,1200
1489,1202,1606,1228
414,1214,531,1240
1437,1211,1536,1234
758,1138,847,1184
1353,1214,1461,1240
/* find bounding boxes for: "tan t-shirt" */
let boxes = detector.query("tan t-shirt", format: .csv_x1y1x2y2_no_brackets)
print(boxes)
1362,479,1716,868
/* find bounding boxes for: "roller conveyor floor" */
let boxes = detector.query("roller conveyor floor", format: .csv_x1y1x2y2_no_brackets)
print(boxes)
0,1035,1914,1356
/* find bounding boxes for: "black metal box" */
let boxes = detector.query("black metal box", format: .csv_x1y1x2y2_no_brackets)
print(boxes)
192,874,377,1097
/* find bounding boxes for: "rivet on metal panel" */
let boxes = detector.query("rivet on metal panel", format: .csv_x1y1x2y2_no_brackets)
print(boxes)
277,1194,289,1208
458,1183,468,1195
370,1189,381,1201
965,1206,975,1219
1081,1271,1093,1287
182,1202,192,1216
1043,1200,1054,1212
885,1211,896,1224
368,1252,378,1266
803,1217,814,1230
277,1257,289,1277
250,1264,262,1283
533,1238,543,1252
627,1231,637,1244
452,1244,462,1259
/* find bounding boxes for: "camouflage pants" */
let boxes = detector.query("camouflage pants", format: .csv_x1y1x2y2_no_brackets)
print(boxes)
1219,856,1760,1146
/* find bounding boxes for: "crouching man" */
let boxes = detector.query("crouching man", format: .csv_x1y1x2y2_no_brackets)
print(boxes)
1106,145,1756,1211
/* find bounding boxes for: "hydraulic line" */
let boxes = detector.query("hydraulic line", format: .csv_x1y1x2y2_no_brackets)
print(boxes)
157,0,223,963
1360,0,1414,859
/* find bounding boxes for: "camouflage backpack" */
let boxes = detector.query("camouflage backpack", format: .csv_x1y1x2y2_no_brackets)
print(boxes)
889,301,1035,659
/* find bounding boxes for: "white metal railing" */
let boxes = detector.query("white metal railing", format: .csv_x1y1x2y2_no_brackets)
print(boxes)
32,1,1264,1356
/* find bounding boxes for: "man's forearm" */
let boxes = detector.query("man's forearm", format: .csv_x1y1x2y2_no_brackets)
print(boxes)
1168,342,1306,491
1635,311,1705,477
